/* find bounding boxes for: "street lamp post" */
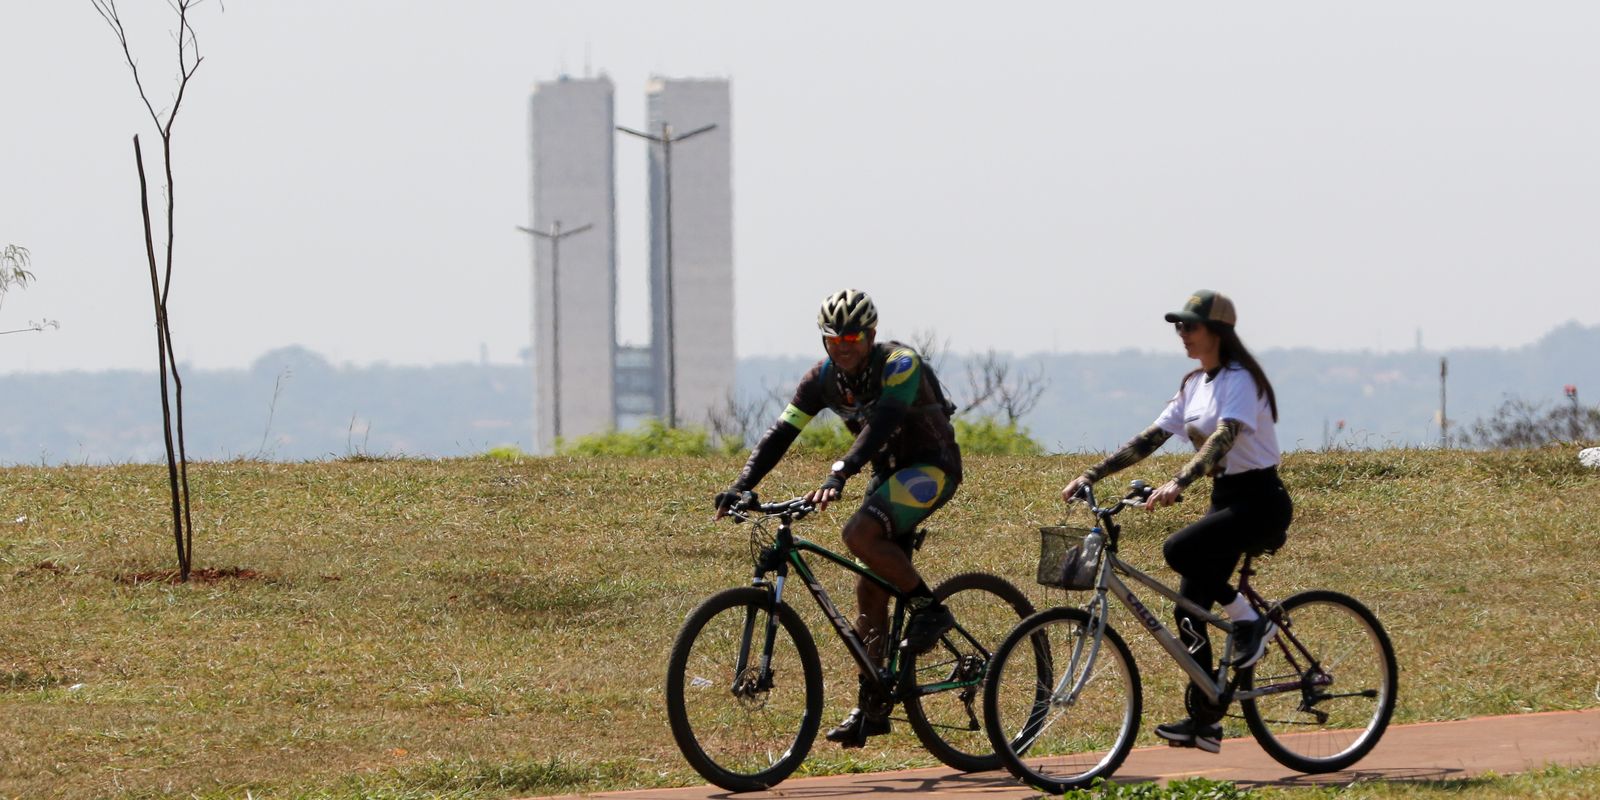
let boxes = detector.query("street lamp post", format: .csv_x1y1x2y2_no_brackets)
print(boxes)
616,120,716,428
517,220,592,443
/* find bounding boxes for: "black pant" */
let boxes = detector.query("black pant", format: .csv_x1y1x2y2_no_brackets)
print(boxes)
1162,467,1293,674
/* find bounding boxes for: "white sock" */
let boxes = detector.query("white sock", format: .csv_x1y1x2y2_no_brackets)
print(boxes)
1222,594,1257,622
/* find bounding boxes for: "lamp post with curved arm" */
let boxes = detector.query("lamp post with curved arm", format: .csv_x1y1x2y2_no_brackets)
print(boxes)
517,220,593,442
616,121,716,428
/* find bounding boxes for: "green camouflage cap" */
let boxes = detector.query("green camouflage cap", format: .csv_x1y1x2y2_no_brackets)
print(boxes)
1164,290,1237,327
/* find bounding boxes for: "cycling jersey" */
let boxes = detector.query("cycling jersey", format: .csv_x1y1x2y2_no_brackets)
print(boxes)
733,341,962,493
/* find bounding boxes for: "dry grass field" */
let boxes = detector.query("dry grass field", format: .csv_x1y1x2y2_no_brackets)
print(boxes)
1,448,1596,798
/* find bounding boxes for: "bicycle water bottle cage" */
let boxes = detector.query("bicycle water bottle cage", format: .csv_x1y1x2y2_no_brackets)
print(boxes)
1178,617,1208,655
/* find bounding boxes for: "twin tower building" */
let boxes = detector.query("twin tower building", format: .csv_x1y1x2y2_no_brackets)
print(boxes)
527,75,734,453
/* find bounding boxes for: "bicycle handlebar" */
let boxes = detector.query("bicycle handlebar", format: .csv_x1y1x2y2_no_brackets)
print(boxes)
1071,479,1167,520
725,492,817,524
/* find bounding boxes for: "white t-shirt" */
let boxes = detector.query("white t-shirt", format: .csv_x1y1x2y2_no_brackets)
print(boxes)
1152,363,1280,475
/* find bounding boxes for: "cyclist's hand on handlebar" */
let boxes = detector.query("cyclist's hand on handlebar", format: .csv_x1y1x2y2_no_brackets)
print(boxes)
1146,480,1183,511
803,474,845,512
712,489,750,521
1061,475,1092,505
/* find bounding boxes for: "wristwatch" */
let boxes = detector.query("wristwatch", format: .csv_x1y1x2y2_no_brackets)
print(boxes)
831,460,847,475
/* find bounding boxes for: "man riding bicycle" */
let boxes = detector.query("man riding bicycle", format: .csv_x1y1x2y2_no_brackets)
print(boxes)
714,288,963,748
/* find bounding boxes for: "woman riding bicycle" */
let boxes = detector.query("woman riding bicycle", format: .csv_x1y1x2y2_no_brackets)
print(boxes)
1059,290,1292,754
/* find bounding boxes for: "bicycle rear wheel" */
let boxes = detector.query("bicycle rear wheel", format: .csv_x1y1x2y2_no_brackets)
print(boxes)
1241,589,1397,773
665,587,824,791
983,607,1141,793
901,572,1036,772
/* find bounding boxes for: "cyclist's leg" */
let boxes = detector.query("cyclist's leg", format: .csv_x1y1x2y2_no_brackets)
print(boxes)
827,512,910,746
1163,508,1244,674
841,464,959,592
866,465,959,655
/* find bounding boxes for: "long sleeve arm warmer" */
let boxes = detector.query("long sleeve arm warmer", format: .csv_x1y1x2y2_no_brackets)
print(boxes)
731,420,802,491
1173,419,1241,488
1082,424,1173,482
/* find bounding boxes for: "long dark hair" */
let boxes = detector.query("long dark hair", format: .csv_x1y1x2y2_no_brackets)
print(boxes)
1182,323,1278,422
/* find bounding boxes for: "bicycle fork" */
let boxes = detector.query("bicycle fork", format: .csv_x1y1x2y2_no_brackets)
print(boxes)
732,572,789,696
1051,591,1111,707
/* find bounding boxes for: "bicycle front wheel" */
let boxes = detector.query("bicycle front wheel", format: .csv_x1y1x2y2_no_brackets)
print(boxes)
665,587,824,792
983,607,1142,794
901,572,1036,772
1241,589,1397,773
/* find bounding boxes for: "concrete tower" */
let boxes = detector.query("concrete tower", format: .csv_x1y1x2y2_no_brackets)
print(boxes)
528,75,618,452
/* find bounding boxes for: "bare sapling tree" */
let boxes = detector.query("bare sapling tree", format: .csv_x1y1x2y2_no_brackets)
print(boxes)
962,349,1047,424
92,0,221,581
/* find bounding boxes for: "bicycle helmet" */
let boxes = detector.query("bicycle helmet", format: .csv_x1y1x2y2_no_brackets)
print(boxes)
817,289,878,336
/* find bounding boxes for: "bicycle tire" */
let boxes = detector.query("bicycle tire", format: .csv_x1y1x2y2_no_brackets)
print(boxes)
901,572,1037,772
665,587,824,791
1241,589,1397,773
983,606,1142,793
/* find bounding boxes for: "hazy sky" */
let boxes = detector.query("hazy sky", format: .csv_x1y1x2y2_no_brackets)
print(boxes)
3,2,1597,373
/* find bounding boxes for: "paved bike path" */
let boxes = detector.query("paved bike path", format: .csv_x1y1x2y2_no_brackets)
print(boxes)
531,708,1600,799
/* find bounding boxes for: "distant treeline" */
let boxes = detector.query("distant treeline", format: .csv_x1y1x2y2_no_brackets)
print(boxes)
742,321,1600,456
2,323,1597,465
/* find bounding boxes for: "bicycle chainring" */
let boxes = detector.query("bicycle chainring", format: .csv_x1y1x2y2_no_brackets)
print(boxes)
1185,683,1228,727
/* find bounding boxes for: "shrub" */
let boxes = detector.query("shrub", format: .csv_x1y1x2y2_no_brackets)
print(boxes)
790,418,856,454
1463,392,1600,449
480,445,528,462
555,419,713,456
955,416,1044,455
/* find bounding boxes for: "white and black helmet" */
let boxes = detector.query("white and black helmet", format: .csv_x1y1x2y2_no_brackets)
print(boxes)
817,289,878,336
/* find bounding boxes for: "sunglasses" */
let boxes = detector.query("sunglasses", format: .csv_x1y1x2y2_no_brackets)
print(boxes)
1173,321,1204,334
825,331,869,344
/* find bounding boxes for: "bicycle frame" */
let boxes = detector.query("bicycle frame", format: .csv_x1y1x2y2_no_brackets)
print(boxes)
1058,487,1327,710
735,505,987,702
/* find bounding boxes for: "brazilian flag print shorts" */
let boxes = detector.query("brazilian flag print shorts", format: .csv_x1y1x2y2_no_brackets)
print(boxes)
860,464,960,542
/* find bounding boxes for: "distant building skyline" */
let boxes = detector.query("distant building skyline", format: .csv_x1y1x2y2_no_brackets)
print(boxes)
528,75,618,453
527,74,735,448
646,77,735,431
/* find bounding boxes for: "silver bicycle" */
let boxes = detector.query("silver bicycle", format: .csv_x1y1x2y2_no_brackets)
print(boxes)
982,481,1398,793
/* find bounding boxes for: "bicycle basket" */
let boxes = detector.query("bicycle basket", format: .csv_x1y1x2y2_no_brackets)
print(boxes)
1037,526,1101,590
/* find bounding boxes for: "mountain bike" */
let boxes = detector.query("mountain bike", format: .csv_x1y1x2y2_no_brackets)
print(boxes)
983,481,1398,792
665,494,1042,792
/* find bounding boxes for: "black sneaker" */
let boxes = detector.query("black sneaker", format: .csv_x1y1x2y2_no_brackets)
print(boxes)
900,602,956,655
1155,718,1222,754
824,706,891,748
1227,617,1277,669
